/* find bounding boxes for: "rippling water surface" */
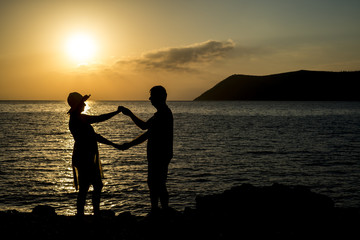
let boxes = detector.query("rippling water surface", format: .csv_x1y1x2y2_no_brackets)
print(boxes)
0,101,359,215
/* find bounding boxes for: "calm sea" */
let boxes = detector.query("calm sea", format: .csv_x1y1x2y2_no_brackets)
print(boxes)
0,101,359,216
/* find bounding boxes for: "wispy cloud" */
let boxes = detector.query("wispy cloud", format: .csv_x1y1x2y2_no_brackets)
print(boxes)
115,39,235,71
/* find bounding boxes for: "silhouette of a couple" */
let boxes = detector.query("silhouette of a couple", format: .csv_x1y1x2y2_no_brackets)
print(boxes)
67,86,173,217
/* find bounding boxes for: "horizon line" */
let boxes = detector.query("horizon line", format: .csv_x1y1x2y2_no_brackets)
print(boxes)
0,99,194,102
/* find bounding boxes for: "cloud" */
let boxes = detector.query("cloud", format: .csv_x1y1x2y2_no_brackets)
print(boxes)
115,39,235,71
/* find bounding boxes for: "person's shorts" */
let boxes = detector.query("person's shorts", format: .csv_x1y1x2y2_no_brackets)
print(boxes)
77,165,103,189
147,161,169,186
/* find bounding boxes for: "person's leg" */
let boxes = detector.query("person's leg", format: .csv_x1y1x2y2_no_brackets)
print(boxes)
148,163,160,212
92,179,103,216
77,183,89,216
159,164,169,209
159,182,169,209
148,179,160,211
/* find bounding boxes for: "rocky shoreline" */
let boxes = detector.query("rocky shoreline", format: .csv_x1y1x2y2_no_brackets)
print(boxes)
1,183,359,239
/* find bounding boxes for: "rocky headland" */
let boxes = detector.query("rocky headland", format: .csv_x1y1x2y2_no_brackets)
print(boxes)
194,70,360,101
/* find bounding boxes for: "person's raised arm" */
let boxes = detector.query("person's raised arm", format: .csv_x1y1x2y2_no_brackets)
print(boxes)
121,107,149,130
85,106,122,124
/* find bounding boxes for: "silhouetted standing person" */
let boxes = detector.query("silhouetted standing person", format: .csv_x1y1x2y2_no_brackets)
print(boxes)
119,86,173,214
67,92,121,216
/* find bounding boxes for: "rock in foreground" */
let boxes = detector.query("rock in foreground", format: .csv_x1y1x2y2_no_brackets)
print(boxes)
194,183,359,238
1,183,359,239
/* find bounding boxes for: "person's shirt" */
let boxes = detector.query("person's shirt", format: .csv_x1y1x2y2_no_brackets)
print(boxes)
69,113,103,177
147,105,173,161
69,113,98,151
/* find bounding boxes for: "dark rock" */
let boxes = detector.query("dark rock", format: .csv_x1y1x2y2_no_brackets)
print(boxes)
99,209,115,219
32,205,57,217
1,184,359,239
117,211,138,225
194,183,356,238
196,183,334,217
4,209,19,214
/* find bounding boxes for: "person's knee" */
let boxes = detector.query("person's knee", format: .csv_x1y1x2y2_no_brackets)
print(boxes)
79,183,89,194
93,181,103,192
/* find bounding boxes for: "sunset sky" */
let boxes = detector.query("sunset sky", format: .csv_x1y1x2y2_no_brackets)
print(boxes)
1,0,360,100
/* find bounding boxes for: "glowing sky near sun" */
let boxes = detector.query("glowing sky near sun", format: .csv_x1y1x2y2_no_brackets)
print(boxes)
1,0,360,100
65,33,97,64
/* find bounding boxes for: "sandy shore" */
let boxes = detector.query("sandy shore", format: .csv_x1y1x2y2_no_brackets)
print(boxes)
1,184,359,239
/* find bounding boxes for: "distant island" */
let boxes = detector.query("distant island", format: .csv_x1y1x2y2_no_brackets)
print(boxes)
194,70,360,101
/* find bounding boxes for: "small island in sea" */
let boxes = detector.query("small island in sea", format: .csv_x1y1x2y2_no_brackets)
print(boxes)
194,70,360,101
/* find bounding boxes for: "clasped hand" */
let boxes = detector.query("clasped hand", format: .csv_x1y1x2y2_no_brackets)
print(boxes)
113,106,132,151
117,106,131,116
117,106,123,113
114,143,130,151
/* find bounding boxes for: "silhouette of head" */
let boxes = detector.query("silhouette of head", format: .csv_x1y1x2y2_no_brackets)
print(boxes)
67,92,90,114
149,86,167,108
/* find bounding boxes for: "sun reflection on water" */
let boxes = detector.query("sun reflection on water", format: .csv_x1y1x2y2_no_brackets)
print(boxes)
83,101,92,114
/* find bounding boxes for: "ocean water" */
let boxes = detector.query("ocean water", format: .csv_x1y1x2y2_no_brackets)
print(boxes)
0,101,359,216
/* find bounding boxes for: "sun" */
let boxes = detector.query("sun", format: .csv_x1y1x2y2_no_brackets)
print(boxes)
65,33,97,64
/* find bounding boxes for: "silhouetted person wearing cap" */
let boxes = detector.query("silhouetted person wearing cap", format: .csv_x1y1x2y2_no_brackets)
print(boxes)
117,86,173,215
67,92,121,216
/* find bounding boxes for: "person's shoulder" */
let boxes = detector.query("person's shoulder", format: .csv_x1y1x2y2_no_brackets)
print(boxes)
70,112,81,119
77,113,92,122
165,106,173,117
157,107,172,117
162,105,172,113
